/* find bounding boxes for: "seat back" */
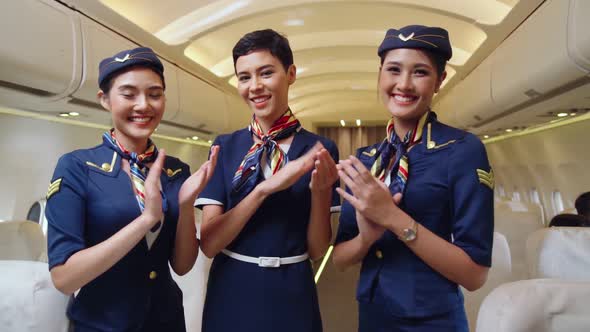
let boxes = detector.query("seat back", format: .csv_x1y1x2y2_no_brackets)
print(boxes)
526,227,590,281
476,279,590,332
0,260,70,332
464,232,512,331
495,202,544,280
0,221,47,262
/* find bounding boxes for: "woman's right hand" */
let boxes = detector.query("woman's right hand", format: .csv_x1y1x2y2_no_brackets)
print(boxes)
356,211,385,246
257,142,323,195
142,149,166,229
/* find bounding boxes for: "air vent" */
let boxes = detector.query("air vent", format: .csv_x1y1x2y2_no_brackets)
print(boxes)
0,80,53,97
67,98,103,110
524,89,542,98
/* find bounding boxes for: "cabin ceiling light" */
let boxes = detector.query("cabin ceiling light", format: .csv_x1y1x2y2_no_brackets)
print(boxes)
484,135,490,138
154,0,251,45
68,112,80,116
210,57,235,77
356,119,361,126
58,112,69,117
557,112,568,117
340,120,346,127
284,18,304,26
505,128,513,132
192,136,199,140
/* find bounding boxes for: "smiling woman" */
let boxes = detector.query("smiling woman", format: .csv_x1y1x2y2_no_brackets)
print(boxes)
333,25,494,332
45,47,219,332
196,29,340,332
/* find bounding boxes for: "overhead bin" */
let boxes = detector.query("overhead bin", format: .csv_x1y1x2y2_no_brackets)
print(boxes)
435,58,493,128
568,0,590,70
174,70,228,134
224,95,252,132
489,0,590,113
71,16,180,121
0,0,81,97
437,0,590,129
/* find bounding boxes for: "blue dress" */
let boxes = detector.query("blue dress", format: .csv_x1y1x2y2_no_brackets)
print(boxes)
335,116,494,332
197,128,339,332
46,141,189,332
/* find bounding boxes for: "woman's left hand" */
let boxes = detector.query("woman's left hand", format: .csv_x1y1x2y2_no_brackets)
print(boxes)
336,156,402,227
178,145,219,206
309,148,338,193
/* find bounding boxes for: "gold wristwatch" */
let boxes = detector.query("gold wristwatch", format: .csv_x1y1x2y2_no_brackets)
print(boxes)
399,220,418,242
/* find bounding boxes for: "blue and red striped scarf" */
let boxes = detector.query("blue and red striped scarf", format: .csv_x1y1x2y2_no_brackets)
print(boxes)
103,130,166,231
232,109,301,194
370,111,431,195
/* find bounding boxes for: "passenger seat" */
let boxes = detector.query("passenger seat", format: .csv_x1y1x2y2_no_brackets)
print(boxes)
0,220,47,262
476,227,590,331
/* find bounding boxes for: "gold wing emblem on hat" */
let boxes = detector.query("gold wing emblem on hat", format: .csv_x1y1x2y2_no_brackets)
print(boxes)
476,168,494,190
398,32,414,42
115,54,131,63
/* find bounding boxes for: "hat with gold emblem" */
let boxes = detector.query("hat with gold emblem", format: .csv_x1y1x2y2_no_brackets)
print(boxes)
377,25,452,61
98,47,165,89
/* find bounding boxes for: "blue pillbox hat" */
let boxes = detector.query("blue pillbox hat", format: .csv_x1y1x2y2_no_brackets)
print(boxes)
98,47,164,88
378,25,452,61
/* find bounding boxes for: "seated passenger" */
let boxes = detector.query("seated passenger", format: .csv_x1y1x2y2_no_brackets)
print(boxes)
548,213,588,227
575,191,590,218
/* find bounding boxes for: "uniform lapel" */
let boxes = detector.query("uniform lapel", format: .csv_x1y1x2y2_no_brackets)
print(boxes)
286,128,315,161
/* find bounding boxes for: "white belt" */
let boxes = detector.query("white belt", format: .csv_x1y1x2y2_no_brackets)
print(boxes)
221,249,309,268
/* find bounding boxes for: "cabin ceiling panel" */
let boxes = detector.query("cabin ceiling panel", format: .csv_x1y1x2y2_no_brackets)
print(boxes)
183,3,486,76
101,0,515,45
86,0,538,129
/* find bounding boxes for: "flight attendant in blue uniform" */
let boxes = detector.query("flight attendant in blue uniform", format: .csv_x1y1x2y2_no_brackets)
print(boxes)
196,29,339,332
46,47,219,332
333,25,494,331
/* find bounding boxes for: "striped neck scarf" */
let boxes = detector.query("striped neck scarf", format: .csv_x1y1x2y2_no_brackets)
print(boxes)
371,111,430,195
232,109,301,194
103,130,166,231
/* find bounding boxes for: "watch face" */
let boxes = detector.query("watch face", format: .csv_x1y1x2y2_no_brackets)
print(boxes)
403,228,417,242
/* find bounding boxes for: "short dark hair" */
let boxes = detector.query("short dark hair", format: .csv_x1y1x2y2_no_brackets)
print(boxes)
549,213,588,227
379,49,447,78
575,192,590,217
232,29,294,72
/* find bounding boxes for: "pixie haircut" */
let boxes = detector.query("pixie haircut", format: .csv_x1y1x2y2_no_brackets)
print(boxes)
232,29,294,72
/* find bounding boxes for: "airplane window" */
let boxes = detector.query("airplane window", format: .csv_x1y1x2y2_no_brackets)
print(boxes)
551,191,564,215
26,202,41,223
26,199,48,235
529,188,541,204
512,191,521,202
497,185,506,198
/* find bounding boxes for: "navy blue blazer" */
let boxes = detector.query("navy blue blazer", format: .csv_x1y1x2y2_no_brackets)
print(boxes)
197,127,339,332
46,141,189,331
335,117,494,318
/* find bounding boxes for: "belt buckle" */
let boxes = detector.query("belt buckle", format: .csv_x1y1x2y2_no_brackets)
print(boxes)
258,256,280,267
